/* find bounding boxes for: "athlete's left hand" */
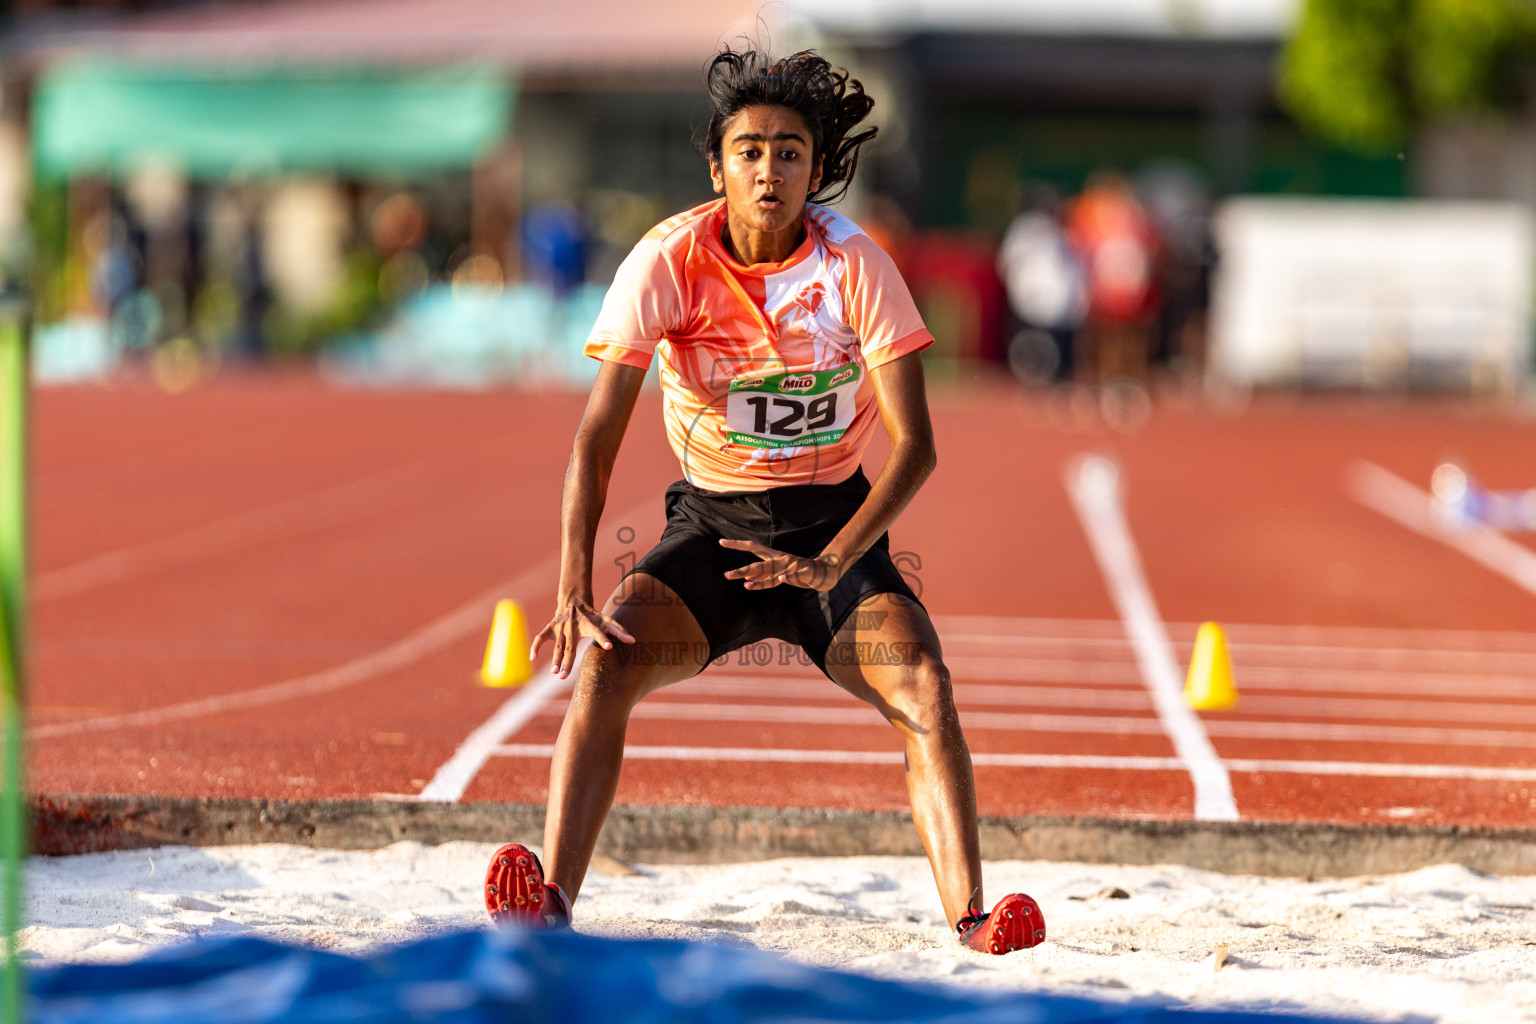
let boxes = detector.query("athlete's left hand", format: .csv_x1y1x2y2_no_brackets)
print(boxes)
719,538,844,591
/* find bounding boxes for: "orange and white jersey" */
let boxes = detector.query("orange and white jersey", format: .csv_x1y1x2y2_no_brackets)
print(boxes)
585,198,934,492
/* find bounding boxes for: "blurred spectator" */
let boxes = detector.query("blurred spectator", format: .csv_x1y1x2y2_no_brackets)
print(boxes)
91,211,136,312
586,189,662,284
1065,172,1160,384
1136,163,1213,381
522,201,590,296
263,180,348,314
370,190,431,311
233,213,273,358
997,185,1085,384
371,192,428,255
903,231,1010,366
856,194,913,270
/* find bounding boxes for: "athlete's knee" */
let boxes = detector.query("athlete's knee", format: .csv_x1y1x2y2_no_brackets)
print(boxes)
883,657,958,737
568,644,650,716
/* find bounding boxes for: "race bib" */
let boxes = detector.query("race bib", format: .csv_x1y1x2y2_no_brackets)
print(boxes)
724,363,861,449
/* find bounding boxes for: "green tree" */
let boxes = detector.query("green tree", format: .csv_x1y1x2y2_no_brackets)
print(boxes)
1280,0,1536,152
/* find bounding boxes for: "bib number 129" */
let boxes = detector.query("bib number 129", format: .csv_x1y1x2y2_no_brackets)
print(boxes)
741,393,838,437
724,363,860,450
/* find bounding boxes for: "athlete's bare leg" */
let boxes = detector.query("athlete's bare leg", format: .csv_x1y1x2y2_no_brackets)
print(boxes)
823,593,983,930
542,572,708,901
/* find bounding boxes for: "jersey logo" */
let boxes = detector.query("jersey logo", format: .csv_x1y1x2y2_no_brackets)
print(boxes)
792,282,827,318
779,374,816,393
778,277,849,358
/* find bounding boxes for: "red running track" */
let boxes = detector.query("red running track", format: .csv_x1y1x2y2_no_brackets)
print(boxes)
27,372,1536,828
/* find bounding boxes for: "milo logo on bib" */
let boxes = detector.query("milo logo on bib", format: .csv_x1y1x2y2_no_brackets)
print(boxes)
779,374,817,393
725,362,862,450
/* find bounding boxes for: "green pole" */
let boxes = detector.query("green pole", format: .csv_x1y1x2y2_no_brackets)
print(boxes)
0,306,26,1023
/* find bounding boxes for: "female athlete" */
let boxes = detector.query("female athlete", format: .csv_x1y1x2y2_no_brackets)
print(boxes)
483,47,1045,955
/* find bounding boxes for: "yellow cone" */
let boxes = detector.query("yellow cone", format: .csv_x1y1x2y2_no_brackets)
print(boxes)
1184,621,1238,710
480,599,532,688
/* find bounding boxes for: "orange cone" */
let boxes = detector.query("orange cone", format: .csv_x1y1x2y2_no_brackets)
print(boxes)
1184,621,1238,710
480,599,532,688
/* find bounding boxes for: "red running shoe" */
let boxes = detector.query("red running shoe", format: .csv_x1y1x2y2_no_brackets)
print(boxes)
956,893,1045,954
484,843,571,928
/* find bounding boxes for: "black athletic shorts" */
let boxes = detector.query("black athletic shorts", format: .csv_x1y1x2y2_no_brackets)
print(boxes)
623,465,924,679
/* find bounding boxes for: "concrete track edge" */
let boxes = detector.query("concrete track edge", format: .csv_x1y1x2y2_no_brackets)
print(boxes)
30,795,1536,877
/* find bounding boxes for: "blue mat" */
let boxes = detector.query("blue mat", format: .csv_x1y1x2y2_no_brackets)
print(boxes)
29,927,1368,1024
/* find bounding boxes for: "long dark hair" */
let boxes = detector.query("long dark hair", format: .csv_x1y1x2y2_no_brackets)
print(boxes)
701,47,877,206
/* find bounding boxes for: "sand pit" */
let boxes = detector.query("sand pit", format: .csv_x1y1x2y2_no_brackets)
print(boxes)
21,842,1536,1022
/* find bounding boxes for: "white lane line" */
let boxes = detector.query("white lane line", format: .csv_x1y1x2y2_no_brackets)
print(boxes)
1232,694,1536,725
944,656,1140,684
1224,758,1536,782
33,458,436,602
936,614,1536,652
675,674,1153,711
675,674,1536,724
613,701,1162,735
418,642,589,803
492,743,1187,772
490,743,1536,782
724,654,1536,698
1219,668,1536,699
1347,460,1536,600
1200,643,1536,670
934,616,1130,638
943,656,1536,697
1064,454,1240,821
947,635,1536,674
30,574,539,741
414,496,660,803
31,495,657,741
1202,719,1535,748
547,700,1536,748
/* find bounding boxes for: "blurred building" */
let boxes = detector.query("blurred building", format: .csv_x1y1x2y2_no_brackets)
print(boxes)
13,0,761,380
10,0,1531,391
782,0,1532,391
781,0,1360,372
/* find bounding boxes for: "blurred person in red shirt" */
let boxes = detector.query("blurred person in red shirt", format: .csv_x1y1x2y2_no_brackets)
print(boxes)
1064,172,1160,384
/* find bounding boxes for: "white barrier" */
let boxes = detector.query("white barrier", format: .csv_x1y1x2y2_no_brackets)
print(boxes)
1209,198,1535,393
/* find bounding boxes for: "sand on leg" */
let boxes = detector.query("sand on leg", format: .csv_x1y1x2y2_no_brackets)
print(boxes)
822,592,984,930
541,572,708,902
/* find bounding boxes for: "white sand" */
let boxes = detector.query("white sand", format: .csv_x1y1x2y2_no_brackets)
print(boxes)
21,842,1536,1022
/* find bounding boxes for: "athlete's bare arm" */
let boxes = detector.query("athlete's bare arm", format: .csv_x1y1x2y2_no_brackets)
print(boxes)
721,349,935,590
531,360,647,676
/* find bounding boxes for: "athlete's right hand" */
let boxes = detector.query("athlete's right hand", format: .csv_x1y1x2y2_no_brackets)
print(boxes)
531,596,636,679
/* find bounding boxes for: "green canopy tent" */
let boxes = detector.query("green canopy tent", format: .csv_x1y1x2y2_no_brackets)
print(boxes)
32,62,515,179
